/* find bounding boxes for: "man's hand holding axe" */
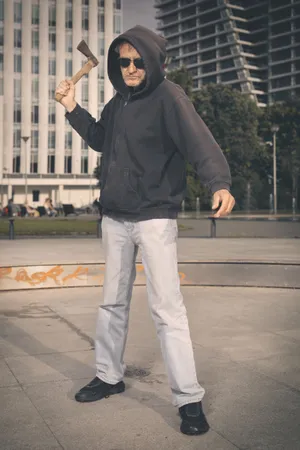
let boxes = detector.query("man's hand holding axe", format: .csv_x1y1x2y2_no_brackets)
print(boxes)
55,40,99,112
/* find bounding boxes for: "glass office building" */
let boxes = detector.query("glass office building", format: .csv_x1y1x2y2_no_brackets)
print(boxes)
155,0,300,107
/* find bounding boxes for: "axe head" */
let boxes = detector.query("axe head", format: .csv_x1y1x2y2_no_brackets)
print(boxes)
77,40,99,67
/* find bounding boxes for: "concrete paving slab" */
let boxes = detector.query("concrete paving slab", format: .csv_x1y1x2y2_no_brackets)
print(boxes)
201,361,300,450
0,386,62,450
1,238,299,267
1,286,300,449
0,330,92,356
241,353,300,391
23,380,237,450
0,359,19,387
5,349,95,386
276,328,300,341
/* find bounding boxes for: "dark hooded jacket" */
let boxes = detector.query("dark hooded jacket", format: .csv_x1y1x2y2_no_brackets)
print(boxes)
66,25,231,220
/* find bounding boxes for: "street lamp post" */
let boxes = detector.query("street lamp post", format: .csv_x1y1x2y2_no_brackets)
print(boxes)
271,125,279,215
21,136,30,204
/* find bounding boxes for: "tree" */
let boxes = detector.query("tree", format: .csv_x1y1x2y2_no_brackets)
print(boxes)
260,97,300,210
191,83,267,209
93,155,103,188
166,66,194,99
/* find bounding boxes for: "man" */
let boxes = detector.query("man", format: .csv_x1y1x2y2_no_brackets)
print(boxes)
56,25,235,436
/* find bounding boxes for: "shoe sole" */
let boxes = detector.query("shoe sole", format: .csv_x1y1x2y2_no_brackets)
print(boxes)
180,422,210,436
75,383,125,403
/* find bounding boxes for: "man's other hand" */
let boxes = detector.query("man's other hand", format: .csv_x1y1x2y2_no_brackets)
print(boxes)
212,189,235,218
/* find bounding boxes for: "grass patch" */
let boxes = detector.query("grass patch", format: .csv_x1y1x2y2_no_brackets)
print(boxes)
0,218,192,236
0,218,98,235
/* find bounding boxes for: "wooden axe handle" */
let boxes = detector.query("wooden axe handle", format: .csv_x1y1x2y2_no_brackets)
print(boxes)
55,59,96,102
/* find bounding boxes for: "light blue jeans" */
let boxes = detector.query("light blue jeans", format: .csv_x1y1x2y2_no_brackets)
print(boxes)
95,215,205,408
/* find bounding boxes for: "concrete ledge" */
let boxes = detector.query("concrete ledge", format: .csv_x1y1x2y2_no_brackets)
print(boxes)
1,261,299,291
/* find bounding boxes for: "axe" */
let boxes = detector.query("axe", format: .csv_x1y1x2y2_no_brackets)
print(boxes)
55,40,99,102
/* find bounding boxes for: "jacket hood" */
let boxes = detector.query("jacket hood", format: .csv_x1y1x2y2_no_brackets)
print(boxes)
107,25,167,98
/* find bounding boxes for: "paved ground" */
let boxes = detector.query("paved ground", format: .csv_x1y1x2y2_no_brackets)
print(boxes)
1,238,300,267
1,286,300,450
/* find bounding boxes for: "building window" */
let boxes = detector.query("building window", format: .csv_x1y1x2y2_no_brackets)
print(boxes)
81,155,88,174
14,54,22,73
30,153,38,173
65,59,72,77
83,0,89,4
14,2,22,23
49,58,56,75
202,75,217,85
14,29,22,48
201,50,216,62
49,32,56,51
0,0,3,21
13,155,21,173
98,13,104,32
66,5,72,28
65,131,72,149
47,155,55,173
0,53,3,71
32,190,40,202
114,15,121,34
0,77,2,95
98,37,104,56
114,0,121,9
48,130,56,149
31,130,39,149
32,78,39,99
66,33,72,52
32,56,39,74
82,8,89,30
98,83,104,103
272,49,291,63
0,26,3,46
48,104,56,124
98,0,104,7
14,79,21,98
220,59,235,70
49,79,56,100
14,103,21,123
13,129,21,148
32,4,39,25
31,105,39,124
49,4,56,27
32,30,39,49
202,62,216,74
81,140,88,150
64,156,72,173
220,71,238,82
82,82,88,102
98,62,104,79
271,76,291,89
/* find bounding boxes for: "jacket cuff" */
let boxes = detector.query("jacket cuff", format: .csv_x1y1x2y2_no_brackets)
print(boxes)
65,103,81,124
210,182,231,194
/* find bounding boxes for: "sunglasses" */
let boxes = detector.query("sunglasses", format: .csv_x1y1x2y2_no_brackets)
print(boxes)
119,57,145,70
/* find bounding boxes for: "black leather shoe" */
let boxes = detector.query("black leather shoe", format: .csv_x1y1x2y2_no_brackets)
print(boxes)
179,401,210,435
75,377,125,403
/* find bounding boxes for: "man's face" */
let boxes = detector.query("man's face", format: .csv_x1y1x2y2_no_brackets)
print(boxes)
119,43,146,88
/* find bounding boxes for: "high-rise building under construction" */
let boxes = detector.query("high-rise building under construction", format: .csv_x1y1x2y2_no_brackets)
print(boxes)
155,0,300,106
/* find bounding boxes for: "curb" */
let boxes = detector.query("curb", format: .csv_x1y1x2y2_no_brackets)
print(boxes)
1,261,299,291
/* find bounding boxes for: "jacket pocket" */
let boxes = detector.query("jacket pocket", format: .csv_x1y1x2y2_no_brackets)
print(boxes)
101,165,141,212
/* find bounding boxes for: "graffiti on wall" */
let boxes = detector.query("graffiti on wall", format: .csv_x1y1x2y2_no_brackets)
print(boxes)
0,264,187,290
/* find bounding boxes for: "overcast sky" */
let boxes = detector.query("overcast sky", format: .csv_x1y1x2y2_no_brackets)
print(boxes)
122,0,157,32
